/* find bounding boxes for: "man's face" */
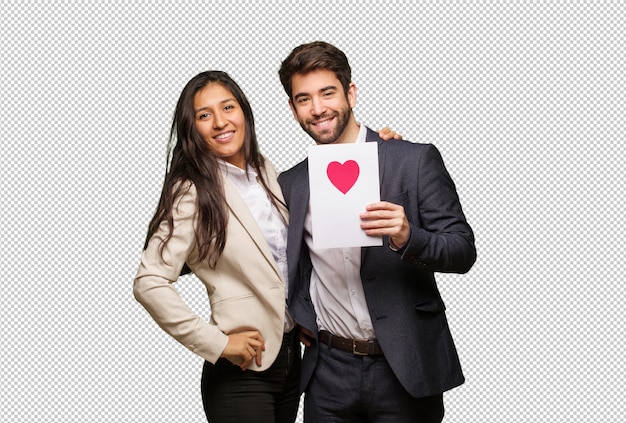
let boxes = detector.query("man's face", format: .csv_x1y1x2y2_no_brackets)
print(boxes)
289,69,356,144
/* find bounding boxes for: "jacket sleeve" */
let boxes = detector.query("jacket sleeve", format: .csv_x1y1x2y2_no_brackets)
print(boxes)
133,182,229,363
399,144,476,273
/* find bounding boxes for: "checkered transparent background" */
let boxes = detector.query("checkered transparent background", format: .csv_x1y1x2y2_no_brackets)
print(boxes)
1,1,624,422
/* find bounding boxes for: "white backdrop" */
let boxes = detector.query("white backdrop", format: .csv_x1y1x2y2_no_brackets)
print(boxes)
1,1,624,422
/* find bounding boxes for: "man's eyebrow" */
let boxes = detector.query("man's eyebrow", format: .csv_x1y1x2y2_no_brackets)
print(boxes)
294,86,337,100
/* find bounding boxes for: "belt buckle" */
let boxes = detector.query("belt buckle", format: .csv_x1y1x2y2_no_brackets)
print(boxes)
352,339,368,356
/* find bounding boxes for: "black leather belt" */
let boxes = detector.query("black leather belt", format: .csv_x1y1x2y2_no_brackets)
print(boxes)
318,330,383,356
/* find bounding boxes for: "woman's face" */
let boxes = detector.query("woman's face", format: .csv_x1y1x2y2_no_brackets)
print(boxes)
193,83,246,168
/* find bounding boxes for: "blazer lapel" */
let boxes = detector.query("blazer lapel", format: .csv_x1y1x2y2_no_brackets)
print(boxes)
285,161,310,303
363,129,386,261
290,161,310,235
222,177,284,281
366,128,387,185
263,163,289,224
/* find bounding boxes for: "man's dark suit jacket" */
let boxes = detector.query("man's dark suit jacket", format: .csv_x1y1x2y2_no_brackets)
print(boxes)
278,128,476,398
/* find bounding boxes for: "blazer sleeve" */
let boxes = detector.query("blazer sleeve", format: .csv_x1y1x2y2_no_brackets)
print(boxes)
133,182,229,363
399,144,476,273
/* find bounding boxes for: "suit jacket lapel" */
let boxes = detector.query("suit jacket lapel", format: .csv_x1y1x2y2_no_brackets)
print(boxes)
366,128,386,185
363,128,386,261
290,161,310,234
223,177,284,281
286,161,310,303
263,163,289,224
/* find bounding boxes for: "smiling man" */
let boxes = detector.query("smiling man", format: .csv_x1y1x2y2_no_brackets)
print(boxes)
277,41,477,423
289,68,358,145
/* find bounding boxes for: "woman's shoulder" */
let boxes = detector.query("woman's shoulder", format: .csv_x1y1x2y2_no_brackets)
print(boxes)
260,154,277,173
171,179,196,196
171,178,192,188
171,179,198,214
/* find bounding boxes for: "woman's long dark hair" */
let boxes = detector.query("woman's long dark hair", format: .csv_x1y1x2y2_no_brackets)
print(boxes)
144,71,284,269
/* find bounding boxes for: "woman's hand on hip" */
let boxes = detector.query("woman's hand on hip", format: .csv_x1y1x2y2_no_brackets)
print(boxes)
221,331,266,370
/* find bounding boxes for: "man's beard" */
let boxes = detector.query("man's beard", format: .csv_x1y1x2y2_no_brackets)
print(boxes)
300,106,351,144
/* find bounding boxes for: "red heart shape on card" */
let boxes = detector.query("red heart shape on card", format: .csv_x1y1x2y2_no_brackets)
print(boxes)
327,160,360,194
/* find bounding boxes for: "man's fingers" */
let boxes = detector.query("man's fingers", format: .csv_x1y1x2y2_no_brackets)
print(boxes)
361,202,404,221
364,201,402,211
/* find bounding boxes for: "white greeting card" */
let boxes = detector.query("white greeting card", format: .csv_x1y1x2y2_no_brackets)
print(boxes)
308,142,381,249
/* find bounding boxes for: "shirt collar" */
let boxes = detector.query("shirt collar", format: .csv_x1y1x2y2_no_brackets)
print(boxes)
218,159,258,181
355,123,367,144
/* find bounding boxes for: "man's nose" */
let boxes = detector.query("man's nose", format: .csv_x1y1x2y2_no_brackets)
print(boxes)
310,97,326,116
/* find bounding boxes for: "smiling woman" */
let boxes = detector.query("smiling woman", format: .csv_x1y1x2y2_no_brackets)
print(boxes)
133,71,300,423
194,83,247,169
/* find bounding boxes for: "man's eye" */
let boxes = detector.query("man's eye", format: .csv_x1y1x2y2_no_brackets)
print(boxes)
297,98,309,104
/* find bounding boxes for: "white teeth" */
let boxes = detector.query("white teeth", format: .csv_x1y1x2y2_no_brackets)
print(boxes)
215,132,233,140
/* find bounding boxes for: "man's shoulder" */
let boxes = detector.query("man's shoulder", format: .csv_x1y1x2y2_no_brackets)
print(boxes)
278,158,308,183
378,139,444,177
381,139,437,158
364,126,434,153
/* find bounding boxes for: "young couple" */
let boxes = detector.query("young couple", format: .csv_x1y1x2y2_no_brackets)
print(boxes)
134,41,476,423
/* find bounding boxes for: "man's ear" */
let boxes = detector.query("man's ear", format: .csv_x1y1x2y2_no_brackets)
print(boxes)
288,98,298,120
347,82,357,109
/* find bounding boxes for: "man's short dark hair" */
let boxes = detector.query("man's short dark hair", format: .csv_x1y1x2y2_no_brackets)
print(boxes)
278,41,352,100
